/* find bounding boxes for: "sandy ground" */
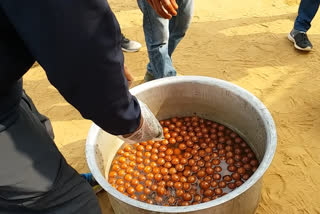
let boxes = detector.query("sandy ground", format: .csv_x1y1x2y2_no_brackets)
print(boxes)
23,0,320,213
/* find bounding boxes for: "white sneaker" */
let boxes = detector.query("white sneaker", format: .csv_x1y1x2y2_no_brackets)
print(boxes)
121,34,142,52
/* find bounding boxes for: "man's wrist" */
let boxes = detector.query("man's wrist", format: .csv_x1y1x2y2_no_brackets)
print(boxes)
122,115,143,138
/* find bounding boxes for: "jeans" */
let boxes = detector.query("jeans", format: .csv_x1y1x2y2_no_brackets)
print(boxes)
138,0,194,79
294,0,320,32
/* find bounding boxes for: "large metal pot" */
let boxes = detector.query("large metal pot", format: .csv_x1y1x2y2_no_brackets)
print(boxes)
86,76,277,214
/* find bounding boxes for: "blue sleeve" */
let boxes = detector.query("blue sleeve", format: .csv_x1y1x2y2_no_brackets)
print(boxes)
0,0,141,135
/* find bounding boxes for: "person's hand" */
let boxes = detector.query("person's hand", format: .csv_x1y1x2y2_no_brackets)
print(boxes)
146,0,178,19
118,100,164,144
124,64,134,87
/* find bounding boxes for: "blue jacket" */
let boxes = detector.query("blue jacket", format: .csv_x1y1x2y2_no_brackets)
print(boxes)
0,0,141,135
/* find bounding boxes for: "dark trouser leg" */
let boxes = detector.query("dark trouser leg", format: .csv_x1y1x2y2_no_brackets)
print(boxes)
21,90,55,139
294,0,320,32
0,95,101,214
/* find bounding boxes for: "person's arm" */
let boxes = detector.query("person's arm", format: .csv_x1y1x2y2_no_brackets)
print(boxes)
0,0,140,135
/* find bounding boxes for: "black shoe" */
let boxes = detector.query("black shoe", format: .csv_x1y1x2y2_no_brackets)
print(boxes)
121,34,141,52
288,31,313,51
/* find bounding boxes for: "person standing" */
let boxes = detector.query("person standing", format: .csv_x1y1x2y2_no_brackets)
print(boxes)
138,0,194,81
288,0,320,51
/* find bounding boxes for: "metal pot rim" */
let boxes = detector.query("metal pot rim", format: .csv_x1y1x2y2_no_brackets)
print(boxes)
86,76,277,213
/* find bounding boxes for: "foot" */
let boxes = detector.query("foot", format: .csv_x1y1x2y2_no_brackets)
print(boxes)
144,72,156,82
143,72,183,82
81,173,103,194
288,30,313,51
121,34,142,52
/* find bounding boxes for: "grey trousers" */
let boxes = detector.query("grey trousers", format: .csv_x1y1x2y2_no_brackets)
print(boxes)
0,92,102,214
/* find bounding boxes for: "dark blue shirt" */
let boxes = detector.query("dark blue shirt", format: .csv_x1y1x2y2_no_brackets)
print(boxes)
0,0,141,135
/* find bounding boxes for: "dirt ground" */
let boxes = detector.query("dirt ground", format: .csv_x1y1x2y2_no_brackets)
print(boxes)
23,0,320,213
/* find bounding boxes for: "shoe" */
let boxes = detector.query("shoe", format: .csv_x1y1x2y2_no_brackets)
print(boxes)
144,72,156,82
143,72,183,82
121,34,142,52
288,30,313,51
81,173,103,194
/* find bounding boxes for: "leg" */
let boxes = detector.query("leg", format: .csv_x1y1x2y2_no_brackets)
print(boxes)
294,0,320,32
168,0,194,57
288,0,319,51
138,0,176,79
0,88,101,214
21,90,55,139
